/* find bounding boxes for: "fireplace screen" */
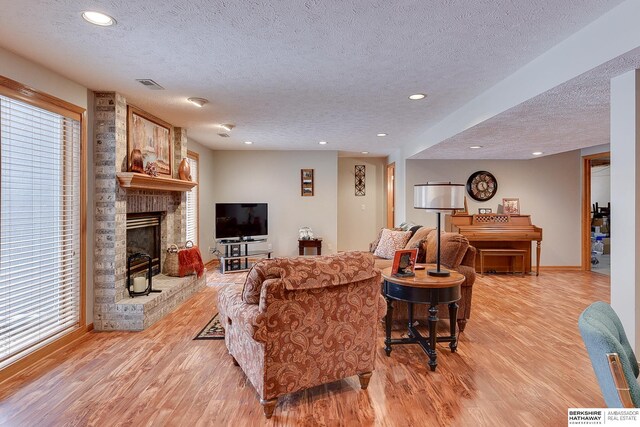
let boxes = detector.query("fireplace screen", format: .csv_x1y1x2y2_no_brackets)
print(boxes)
126,212,162,276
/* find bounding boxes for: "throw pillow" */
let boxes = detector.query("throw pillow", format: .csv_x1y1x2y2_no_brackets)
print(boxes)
373,229,412,260
424,232,468,269
405,226,434,250
369,227,403,252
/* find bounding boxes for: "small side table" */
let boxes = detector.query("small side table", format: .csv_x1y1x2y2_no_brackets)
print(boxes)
298,238,322,256
381,265,464,372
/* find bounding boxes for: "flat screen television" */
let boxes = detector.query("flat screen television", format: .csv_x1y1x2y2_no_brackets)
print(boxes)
215,203,268,241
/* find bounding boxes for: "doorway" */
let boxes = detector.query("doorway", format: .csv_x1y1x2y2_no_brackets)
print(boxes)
386,163,395,228
582,152,610,274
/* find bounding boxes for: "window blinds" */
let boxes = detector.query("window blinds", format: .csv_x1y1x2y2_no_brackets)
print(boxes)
185,154,198,244
0,95,81,369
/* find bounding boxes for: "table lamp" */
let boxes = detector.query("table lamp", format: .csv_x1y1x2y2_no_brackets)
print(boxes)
414,182,465,277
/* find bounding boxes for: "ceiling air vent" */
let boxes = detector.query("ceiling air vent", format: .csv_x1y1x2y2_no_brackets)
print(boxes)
218,133,230,138
135,79,164,90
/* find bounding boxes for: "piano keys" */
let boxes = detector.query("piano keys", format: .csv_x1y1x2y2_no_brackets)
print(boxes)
446,214,543,275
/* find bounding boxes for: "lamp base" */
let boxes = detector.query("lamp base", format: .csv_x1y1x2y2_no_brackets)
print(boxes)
427,269,451,277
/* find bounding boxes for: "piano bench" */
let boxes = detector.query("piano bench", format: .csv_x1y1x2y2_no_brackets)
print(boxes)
479,249,527,276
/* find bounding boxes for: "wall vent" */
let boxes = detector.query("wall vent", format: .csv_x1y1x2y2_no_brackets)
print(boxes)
135,79,165,90
218,133,230,138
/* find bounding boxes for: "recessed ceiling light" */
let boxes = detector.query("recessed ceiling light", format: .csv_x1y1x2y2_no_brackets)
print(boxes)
377,133,387,137
244,141,253,145
318,141,328,145
362,151,369,154
532,151,543,156
218,124,234,132
187,97,208,107
469,145,483,149
81,11,116,26
408,93,426,100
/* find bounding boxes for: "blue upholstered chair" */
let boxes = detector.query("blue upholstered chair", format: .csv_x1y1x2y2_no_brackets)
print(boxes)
578,301,640,407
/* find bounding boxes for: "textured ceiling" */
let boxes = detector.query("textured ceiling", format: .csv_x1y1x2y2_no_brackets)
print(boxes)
0,0,626,157
413,46,640,159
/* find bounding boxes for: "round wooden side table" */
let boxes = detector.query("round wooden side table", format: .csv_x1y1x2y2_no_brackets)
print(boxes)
381,265,464,371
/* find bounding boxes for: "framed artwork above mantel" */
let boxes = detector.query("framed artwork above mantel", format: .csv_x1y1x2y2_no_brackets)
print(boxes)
127,105,173,177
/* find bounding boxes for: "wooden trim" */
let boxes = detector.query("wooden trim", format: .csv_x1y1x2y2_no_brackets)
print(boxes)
80,109,87,329
607,353,635,408
582,157,592,271
386,162,395,228
537,266,582,271
0,75,84,120
581,151,610,271
187,150,200,246
0,324,93,384
116,172,197,192
0,76,88,384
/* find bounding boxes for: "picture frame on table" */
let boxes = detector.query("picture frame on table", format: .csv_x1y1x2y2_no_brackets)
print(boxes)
478,208,492,214
391,248,418,277
502,198,520,215
127,105,173,177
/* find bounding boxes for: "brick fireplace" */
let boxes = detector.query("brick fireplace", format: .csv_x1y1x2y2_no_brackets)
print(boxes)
93,92,205,331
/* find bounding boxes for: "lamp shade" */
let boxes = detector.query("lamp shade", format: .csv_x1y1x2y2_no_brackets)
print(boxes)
414,182,465,212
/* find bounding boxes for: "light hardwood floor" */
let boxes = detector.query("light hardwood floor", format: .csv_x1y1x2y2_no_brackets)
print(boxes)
0,270,609,426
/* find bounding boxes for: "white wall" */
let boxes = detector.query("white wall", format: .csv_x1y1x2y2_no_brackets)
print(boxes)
404,151,582,267
0,47,88,109
210,150,338,257
337,157,386,251
610,69,640,351
591,164,611,207
0,47,93,325
187,139,217,263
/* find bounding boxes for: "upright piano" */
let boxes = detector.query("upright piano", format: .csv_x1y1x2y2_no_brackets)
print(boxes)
446,214,543,275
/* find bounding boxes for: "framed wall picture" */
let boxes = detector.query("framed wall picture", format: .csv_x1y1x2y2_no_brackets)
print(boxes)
127,105,173,177
301,169,314,196
502,198,520,215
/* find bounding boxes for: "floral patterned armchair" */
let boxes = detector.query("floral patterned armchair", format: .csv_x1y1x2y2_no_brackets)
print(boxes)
217,251,386,418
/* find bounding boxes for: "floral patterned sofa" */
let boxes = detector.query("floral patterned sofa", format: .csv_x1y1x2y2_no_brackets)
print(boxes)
217,251,386,419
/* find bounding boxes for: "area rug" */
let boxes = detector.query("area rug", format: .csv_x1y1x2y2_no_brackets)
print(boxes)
194,313,225,340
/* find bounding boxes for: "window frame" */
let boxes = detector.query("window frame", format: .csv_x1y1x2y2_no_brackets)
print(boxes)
0,75,87,381
186,150,199,245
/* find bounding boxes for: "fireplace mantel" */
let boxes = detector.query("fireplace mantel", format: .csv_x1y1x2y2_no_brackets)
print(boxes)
116,172,197,192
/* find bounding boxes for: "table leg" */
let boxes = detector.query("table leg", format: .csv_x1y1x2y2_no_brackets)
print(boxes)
448,302,459,352
480,252,484,275
536,241,541,276
407,302,414,338
384,296,393,356
427,303,438,371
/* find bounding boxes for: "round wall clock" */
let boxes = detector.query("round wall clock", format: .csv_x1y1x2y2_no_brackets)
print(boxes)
466,171,498,201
